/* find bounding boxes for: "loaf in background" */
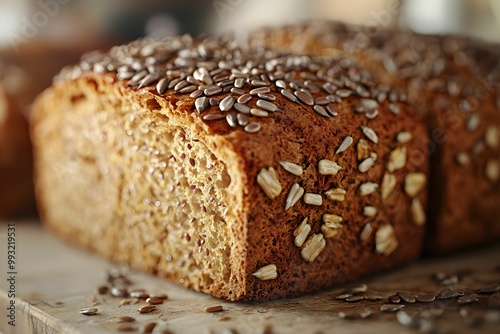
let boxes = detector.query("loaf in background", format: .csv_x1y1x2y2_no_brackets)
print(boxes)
250,22,500,254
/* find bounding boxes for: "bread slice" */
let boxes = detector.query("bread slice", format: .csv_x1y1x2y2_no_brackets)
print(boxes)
251,22,500,254
32,36,428,300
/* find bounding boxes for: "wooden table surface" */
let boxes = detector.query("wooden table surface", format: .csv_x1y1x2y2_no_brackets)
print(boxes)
0,220,499,334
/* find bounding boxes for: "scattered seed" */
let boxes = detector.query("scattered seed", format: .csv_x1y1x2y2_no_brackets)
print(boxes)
285,183,305,211
417,294,436,303
318,159,342,175
138,305,157,314
257,167,282,199
111,287,129,298
140,322,157,334
204,86,222,96
359,182,379,196
226,113,238,127
280,89,298,102
234,102,251,114
203,114,225,121
405,173,426,197
381,173,397,199
80,307,98,316
456,152,470,166
250,108,269,117
458,295,479,305
380,304,405,312
146,297,164,305
236,113,249,126
350,284,368,294
205,305,224,313
130,291,149,299
360,222,373,242
486,160,499,182
326,103,338,116
324,188,346,201
156,78,169,94
397,132,413,144
388,295,401,304
397,291,416,303
313,105,330,117
364,293,384,301
375,224,398,256
252,264,278,280
437,288,459,300
237,94,252,104
346,295,364,302
219,96,235,112
279,161,303,176
195,97,209,113
294,90,314,105
485,125,499,148
358,157,375,173
230,88,245,95
244,122,261,133
335,293,353,300
387,147,407,172
476,284,500,294
467,114,480,132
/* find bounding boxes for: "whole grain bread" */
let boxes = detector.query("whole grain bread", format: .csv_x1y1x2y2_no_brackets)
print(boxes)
250,22,500,254
32,36,428,300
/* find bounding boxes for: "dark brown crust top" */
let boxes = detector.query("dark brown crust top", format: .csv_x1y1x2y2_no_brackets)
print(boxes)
44,35,429,300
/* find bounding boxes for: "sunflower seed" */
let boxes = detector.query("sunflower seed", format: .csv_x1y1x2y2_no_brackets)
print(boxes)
336,89,353,98
322,214,343,238
294,90,314,105
275,80,287,89
405,173,426,197
387,147,407,172
467,114,480,132
174,80,189,92
205,305,224,313
360,222,373,242
179,85,197,94
146,297,164,305
364,293,384,301
194,97,209,114
230,88,245,95
345,295,364,302
301,234,326,262
280,89,298,102
380,304,405,312
279,161,303,176
476,284,500,294
130,291,149,299
376,224,398,256
285,183,305,211
437,288,459,300
356,99,378,112
117,324,135,332
313,105,330,117
234,77,245,88
389,103,400,114
397,291,416,303
236,113,249,126
335,136,354,154
486,160,499,182
363,206,377,217
485,125,499,148
156,78,169,94
138,305,157,314
488,293,500,308
117,316,136,323
111,287,129,297
397,132,413,144
257,167,282,199
411,198,426,226
251,108,269,117
234,103,251,114
237,94,252,104
80,307,98,315
360,126,379,144
250,87,270,95
388,295,401,304
128,70,148,86
244,122,261,133
324,188,346,201
303,193,322,206
140,322,157,333
359,182,379,196
202,114,225,121
335,293,354,300
252,264,277,280
219,96,235,112
226,113,238,127
256,100,279,112
326,104,338,116
318,159,342,175
294,218,311,247
358,157,375,173
458,294,478,305
204,86,223,96
315,97,330,105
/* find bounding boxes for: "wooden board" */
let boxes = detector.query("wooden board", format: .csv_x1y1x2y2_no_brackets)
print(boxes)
1,220,500,334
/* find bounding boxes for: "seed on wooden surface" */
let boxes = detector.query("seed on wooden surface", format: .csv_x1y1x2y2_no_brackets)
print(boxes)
396,310,417,327
111,287,129,298
437,288,459,300
140,322,157,334
80,307,98,315
388,295,401,304
350,284,368,294
364,293,384,301
380,304,405,312
279,161,303,176
117,324,136,332
336,136,354,154
338,311,357,320
205,305,224,313
335,293,353,300
416,294,436,303
476,284,500,294
488,293,500,308
148,293,168,300
397,291,416,303
130,291,149,299
345,295,364,302
146,297,164,305
138,305,157,314
325,188,346,201
319,159,342,175
301,234,326,262
294,218,311,247
252,264,277,280
458,295,479,305
257,167,282,199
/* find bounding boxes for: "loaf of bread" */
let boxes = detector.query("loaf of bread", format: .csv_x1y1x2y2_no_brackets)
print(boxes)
32,36,429,300
251,22,500,254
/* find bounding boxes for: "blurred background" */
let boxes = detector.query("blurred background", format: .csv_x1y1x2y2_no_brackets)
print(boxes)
0,0,499,217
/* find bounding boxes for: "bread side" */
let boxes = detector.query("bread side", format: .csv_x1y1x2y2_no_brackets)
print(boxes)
250,23,500,254
32,36,428,300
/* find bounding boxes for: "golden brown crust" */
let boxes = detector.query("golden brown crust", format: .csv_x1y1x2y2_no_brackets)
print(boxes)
251,22,500,254
32,36,428,300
